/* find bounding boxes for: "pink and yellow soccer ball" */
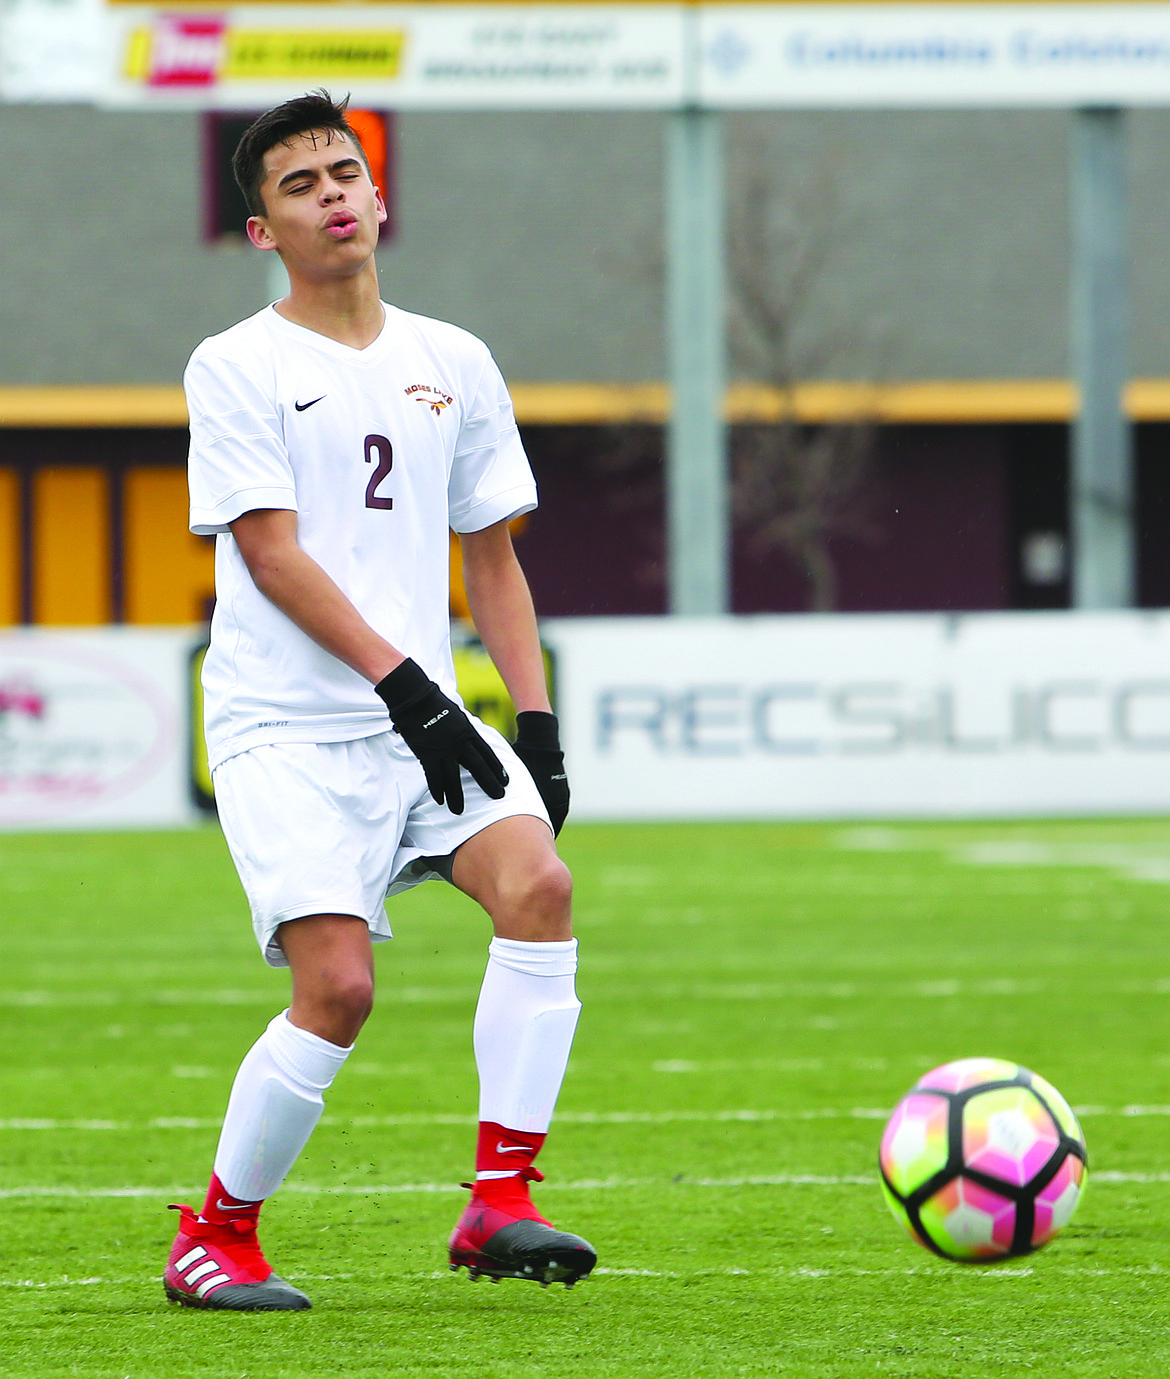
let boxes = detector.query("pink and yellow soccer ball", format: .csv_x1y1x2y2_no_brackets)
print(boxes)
879,1058,1088,1262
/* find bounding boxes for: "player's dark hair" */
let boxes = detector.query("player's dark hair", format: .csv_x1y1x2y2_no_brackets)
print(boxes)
232,90,371,217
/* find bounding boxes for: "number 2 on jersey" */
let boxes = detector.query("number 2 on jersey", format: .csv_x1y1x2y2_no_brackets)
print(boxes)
364,434,394,510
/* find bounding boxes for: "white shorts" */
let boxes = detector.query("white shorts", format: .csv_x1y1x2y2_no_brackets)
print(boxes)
211,723,550,967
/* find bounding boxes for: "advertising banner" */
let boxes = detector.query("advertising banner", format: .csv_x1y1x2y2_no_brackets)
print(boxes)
10,1,1170,109
5,613,1170,827
99,5,686,109
0,628,200,830
699,4,1170,108
0,0,103,102
542,612,1170,819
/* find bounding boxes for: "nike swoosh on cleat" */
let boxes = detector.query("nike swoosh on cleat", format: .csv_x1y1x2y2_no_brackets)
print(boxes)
496,1142,534,1155
294,396,325,411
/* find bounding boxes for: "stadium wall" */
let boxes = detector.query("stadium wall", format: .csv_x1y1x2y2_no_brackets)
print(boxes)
4,104,1170,623
2,417,1170,626
4,105,1170,384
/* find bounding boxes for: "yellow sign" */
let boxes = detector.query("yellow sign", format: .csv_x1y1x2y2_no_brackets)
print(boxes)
125,20,405,85
453,643,519,741
190,636,556,808
189,640,214,812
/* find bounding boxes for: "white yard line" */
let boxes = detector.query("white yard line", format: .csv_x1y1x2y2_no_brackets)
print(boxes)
16,977,1170,1005
0,988,474,1008
0,1104,1165,1133
7,1261,1170,1290
0,1176,874,1199
0,1170,1163,1201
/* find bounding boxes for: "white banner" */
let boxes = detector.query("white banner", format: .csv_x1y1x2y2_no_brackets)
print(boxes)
542,612,1170,819
0,0,103,102
700,5,1170,108
98,5,685,109
8,1,1170,108
0,628,199,830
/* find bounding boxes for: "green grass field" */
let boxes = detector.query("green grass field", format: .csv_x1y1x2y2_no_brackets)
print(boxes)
4,818,1170,1377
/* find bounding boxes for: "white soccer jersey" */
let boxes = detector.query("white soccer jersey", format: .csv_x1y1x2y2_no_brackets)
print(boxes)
186,303,537,771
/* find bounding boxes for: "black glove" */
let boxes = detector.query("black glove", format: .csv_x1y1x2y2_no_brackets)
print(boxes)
376,658,508,815
513,710,570,837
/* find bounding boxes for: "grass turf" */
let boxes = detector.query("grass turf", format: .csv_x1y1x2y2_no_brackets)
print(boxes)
3,819,1170,1375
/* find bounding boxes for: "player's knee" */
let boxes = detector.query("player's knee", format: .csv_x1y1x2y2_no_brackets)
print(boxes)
325,969,375,1030
537,854,573,916
504,852,572,925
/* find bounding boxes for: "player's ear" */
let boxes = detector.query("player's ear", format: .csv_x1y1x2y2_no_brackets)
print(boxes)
374,187,388,227
247,216,278,251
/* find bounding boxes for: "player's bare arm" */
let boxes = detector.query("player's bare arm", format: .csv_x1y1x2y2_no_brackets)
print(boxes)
462,520,570,835
230,506,508,814
230,507,403,683
460,520,551,713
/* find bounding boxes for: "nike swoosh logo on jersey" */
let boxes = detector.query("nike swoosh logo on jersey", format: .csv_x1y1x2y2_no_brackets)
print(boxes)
294,396,325,411
496,1141,534,1155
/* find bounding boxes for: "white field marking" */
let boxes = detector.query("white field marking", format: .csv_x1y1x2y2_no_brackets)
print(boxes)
655,1059,834,1074
0,987,468,1009
16,1263,1170,1290
834,828,1170,887
347,1063,438,1077
0,1176,878,1200
20,976,1170,1005
0,1119,124,1131
0,1104,1161,1135
0,1109,890,1132
3,1170,1166,1201
593,1268,673,1277
452,1262,1170,1281
653,1058,888,1074
694,1174,877,1187
13,1263,1170,1289
1093,1170,1170,1183
954,840,1170,885
0,1277,113,1288
623,975,1170,998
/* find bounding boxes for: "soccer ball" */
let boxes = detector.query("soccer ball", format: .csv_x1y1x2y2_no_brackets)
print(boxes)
879,1057,1088,1262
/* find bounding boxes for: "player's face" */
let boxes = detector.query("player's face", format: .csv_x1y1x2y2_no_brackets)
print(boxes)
246,128,387,277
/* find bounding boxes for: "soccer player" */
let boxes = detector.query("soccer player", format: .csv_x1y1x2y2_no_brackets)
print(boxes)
163,91,594,1311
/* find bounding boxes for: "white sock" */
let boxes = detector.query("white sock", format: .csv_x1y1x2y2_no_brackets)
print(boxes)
474,937,581,1135
213,1010,352,1202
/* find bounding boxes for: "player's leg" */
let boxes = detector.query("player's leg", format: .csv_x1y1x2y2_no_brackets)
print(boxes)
164,739,402,1312
165,915,373,1311
446,815,595,1287
283,912,376,1046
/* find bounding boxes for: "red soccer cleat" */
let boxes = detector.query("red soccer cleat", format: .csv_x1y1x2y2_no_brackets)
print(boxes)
163,1204,311,1311
448,1172,596,1289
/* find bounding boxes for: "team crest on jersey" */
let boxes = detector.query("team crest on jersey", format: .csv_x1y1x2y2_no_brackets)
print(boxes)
405,383,454,416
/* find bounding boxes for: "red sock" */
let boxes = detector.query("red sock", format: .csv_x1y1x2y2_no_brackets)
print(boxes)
473,1122,549,1222
200,1172,263,1228
475,1121,547,1177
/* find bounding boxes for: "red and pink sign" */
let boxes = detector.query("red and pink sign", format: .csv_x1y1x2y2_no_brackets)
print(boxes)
0,630,197,829
145,15,226,87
